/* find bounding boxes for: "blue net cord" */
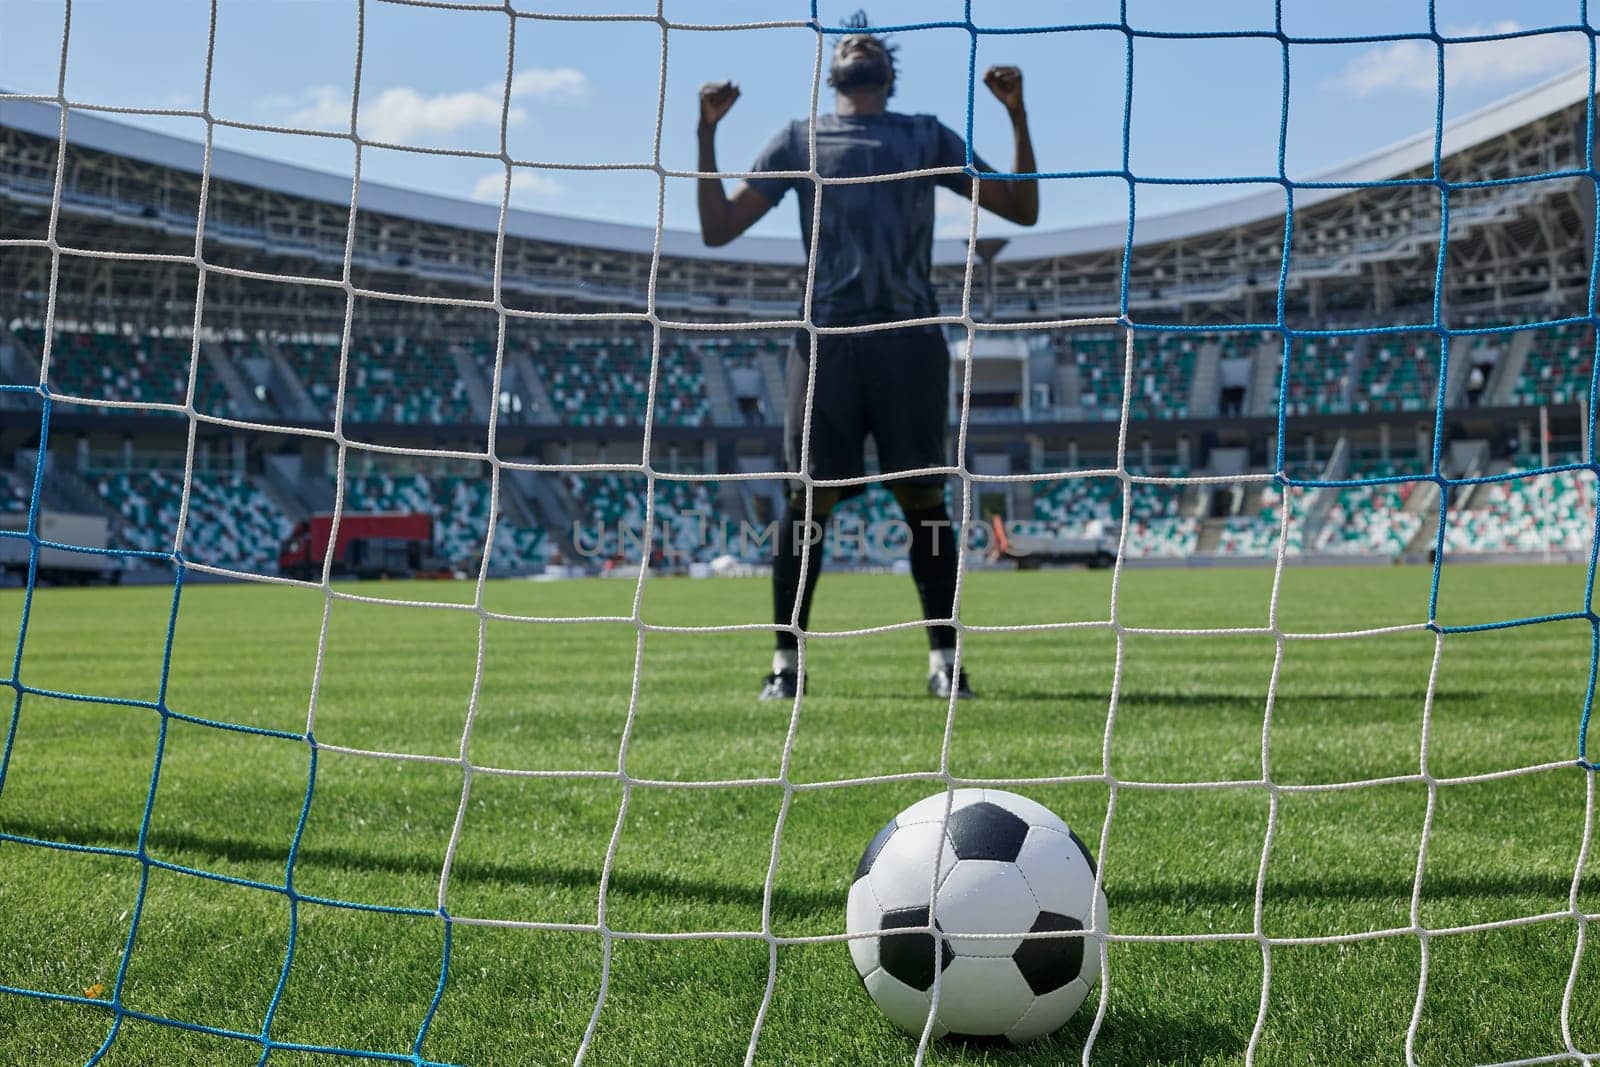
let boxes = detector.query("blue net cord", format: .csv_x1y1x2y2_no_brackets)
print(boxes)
830,0,1599,768
0,2,1595,1064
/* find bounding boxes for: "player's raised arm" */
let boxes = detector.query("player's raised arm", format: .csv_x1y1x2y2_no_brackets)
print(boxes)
975,65,1038,227
696,81,775,247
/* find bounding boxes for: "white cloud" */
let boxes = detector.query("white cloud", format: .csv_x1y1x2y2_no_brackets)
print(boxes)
279,85,350,129
935,186,978,237
362,85,520,142
510,67,587,99
266,66,588,142
1330,22,1585,97
471,169,563,205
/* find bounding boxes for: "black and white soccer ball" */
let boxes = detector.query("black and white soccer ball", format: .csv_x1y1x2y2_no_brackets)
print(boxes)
845,788,1106,1043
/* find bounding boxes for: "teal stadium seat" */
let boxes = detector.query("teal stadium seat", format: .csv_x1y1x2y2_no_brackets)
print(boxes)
94,470,288,571
565,473,719,561
20,326,233,416
1063,333,1126,421
282,336,473,425
343,473,550,571
1066,332,1200,421
1129,334,1195,420
830,486,905,565
1277,336,1356,416
1441,455,1593,554
1212,474,1318,558
1028,471,1198,558
349,337,473,425
1354,334,1437,414
532,336,711,428
1314,463,1422,559
1512,322,1593,407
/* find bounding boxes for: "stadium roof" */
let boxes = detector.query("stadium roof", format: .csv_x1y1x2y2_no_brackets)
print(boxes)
2,65,1592,268
998,66,1593,261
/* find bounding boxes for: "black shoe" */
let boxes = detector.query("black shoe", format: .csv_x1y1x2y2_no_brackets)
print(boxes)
928,664,975,700
759,669,803,701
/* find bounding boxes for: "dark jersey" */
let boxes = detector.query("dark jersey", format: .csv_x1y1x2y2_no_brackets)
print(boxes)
745,112,989,328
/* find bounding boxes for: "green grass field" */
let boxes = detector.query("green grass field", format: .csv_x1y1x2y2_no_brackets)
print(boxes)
1,564,1597,1066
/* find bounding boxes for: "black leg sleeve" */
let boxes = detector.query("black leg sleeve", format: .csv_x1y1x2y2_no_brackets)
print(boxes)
773,498,830,651
903,502,958,650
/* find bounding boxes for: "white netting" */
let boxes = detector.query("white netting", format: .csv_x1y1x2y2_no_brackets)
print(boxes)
0,3,1596,1066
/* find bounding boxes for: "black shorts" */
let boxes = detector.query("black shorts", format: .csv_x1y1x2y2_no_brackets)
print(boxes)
784,325,950,499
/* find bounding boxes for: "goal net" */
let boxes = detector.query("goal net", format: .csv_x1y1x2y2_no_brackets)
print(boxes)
0,3,1596,1065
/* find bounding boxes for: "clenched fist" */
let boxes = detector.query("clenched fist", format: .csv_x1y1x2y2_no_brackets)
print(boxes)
699,80,740,129
983,65,1024,115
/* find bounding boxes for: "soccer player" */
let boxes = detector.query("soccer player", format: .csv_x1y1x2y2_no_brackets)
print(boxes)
696,16,1038,701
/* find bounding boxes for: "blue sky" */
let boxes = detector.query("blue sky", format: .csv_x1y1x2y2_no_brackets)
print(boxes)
1,0,1594,241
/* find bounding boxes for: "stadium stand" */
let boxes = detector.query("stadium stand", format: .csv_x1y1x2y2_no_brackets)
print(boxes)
1261,482,1314,556
1031,476,1119,528
1064,332,1199,421
275,334,475,425
1355,333,1437,414
1281,336,1356,416
281,337,342,417
18,326,233,415
826,486,1018,567
1032,472,1188,525
1511,322,1593,407
1213,515,1278,557
1315,462,1423,558
1215,333,1267,364
0,471,31,513
706,334,786,424
1442,456,1594,555
531,335,711,428
1061,332,1126,420
664,343,715,426
349,337,474,426
1124,517,1201,558
1211,477,1322,558
344,473,549,570
716,336,786,367
94,469,289,570
1030,471,1198,558
829,486,906,565
1129,334,1196,420
566,473,719,562
2,69,1598,579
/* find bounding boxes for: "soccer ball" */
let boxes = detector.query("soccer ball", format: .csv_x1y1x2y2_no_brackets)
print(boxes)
845,788,1105,1043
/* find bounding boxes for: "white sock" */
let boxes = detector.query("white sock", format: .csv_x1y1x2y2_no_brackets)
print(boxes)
929,648,956,673
772,649,798,674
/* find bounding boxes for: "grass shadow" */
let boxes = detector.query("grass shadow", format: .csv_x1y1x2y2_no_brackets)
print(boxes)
0,818,841,917
7,816,1572,926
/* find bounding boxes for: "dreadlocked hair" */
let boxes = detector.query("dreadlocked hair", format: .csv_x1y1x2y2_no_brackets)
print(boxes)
833,9,899,98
